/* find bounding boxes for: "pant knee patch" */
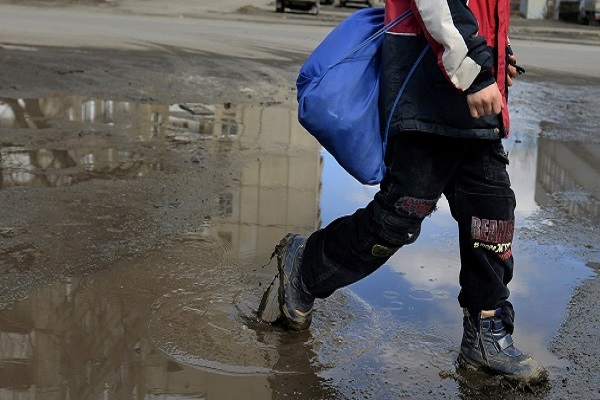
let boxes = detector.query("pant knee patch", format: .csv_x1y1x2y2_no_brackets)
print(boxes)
396,196,437,218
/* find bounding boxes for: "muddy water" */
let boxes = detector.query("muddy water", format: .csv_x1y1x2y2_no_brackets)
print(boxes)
0,83,598,399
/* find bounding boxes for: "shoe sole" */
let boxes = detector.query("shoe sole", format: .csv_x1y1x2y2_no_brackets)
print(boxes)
457,352,483,372
258,234,312,330
257,274,281,323
257,235,295,323
457,352,549,386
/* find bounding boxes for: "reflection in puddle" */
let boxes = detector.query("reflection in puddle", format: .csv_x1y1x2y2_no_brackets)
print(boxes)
0,84,599,399
536,137,600,222
0,96,246,189
0,146,153,188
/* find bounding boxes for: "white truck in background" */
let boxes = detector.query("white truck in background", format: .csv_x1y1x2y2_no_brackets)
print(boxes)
579,0,600,25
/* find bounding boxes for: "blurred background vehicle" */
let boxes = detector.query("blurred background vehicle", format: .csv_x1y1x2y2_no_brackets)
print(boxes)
579,0,600,25
336,0,376,7
276,0,321,14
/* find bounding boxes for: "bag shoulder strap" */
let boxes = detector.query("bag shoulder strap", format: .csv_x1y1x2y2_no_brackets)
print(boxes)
338,9,413,64
381,9,413,35
383,44,431,145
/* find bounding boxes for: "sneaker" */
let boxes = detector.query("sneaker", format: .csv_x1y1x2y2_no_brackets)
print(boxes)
257,233,315,330
457,308,548,385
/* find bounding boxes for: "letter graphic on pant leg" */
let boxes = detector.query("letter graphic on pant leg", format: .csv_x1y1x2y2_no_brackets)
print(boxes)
471,216,481,240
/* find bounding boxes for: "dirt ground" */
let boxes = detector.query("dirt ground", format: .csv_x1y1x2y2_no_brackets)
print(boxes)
1,1,599,399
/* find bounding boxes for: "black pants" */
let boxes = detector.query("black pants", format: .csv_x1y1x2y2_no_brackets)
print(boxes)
301,131,516,319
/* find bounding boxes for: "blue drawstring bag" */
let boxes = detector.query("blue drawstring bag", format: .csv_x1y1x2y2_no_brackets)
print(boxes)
296,8,412,185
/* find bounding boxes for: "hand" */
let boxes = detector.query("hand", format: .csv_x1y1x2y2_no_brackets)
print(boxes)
507,54,518,86
466,84,503,119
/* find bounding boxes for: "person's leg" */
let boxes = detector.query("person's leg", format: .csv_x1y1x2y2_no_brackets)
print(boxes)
445,139,515,317
445,139,547,384
301,132,465,298
258,131,468,329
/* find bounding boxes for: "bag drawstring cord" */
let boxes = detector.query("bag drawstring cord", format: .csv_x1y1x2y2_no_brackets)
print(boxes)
383,43,431,149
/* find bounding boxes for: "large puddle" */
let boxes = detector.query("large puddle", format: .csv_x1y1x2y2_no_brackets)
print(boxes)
0,82,598,399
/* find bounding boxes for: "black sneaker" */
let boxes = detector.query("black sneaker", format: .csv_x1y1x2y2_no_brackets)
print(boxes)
457,308,548,385
257,233,315,330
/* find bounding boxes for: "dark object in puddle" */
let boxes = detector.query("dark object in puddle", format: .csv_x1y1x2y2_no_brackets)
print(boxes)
56,69,84,75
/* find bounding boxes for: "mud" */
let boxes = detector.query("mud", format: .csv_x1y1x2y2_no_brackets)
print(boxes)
1,1,600,399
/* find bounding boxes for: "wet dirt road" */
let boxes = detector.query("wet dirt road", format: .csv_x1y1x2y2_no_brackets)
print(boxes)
1,2,600,399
